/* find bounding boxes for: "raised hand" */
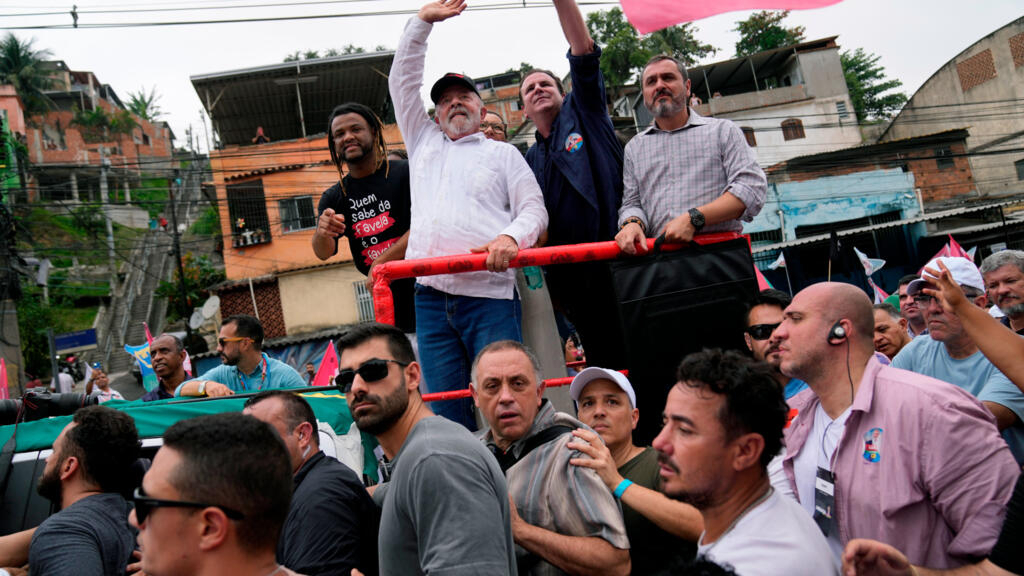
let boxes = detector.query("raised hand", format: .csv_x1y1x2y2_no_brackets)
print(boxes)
418,0,467,23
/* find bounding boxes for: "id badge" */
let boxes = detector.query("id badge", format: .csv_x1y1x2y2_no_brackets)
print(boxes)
812,466,835,536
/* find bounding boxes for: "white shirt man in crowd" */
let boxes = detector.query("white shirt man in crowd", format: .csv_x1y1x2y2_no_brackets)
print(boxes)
653,348,836,576
388,0,547,429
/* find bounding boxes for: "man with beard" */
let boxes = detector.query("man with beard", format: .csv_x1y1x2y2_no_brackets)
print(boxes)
338,323,516,575
652,349,836,576
389,0,547,429
175,315,305,397
981,250,1024,336
521,0,627,370
29,405,139,576
313,102,415,333
898,274,928,337
615,54,766,254
743,289,808,400
771,282,1018,568
142,334,188,401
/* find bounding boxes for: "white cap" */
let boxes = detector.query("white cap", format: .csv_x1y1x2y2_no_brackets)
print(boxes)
569,367,636,408
907,257,984,296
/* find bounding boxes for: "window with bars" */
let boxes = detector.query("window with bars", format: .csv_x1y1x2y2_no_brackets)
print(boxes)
1016,159,1024,181
226,179,271,248
741,127,757,147
781,119,805,141
279,196,316,233
353,280,375,323
836,101,850,119
749,229,782,245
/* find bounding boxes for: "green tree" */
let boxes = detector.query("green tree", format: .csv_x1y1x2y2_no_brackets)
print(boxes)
342,44,365,55
284,50,301,62
303,50,321,60
127,86,162,121
586,7,715,87
155,253,225,322
0,33,55,120
840,48,907,121
733,11,805,57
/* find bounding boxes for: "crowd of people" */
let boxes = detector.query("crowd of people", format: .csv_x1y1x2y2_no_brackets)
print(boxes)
3,0,1023,574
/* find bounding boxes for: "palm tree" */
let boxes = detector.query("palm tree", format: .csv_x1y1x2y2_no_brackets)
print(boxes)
0,33,55,120
127,86,162,122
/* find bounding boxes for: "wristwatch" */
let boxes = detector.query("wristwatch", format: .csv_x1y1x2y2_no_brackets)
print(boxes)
197,381,207,396
688,208,706,232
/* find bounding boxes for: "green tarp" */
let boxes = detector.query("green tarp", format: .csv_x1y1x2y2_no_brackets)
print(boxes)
0,389,379,479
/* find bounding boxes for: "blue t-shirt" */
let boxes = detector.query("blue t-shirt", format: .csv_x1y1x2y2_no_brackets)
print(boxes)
892,335,1024,462
175,352,306,395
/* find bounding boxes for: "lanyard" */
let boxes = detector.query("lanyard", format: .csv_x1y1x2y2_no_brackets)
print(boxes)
238,355,269,391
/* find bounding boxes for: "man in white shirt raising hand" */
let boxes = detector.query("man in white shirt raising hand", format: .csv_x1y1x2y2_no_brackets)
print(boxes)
388,0,548,430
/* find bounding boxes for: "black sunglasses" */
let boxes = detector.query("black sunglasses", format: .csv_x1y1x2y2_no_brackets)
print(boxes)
133,487,245,524
746,323,781,341
336,358,409,391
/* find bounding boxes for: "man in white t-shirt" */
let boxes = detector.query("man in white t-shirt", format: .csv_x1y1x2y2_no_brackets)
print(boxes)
652,348,837,576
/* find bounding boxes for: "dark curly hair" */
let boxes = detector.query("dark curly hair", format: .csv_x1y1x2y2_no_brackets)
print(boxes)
676,349,787,467
336,322,415,365
326,102,390,194
65,405,140,495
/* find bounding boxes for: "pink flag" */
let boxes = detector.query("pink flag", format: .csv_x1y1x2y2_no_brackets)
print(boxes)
143,322,154,345
754,265,773,291
947,235,970,259
620,0,845,34
868,278,889,304
183,351,193,378
312,341,339,387
0,358,8,400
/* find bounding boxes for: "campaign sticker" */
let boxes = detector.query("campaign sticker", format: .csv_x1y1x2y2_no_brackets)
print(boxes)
863,427,882,463
565,133,583,153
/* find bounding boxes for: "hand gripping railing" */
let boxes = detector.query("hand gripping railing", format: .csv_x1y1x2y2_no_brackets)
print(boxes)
368,233,742,402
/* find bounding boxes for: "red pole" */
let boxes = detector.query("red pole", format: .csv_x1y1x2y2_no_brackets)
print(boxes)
370,233,741,325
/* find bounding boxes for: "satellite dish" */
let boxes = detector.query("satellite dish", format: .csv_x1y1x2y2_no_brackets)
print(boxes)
200,295,220,319
189,309,204,330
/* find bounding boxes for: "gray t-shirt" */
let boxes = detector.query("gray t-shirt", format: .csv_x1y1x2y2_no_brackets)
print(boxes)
29,492,136,576
378,416,516,575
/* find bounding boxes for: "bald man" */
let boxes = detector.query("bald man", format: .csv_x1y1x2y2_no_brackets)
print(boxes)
769,283,1018,570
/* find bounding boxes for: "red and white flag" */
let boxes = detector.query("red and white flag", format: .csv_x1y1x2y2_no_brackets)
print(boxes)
313,341,340,387
620,0,845,34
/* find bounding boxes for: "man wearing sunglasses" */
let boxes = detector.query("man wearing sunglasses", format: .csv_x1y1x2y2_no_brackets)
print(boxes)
175,315,305,397
893,257,1024,463
337,323,517,575
28,405,139,576
244,390,379,576
131,412,302,576
743,289,808,400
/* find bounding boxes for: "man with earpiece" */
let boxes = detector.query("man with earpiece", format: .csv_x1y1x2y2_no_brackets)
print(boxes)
767,282,1018,572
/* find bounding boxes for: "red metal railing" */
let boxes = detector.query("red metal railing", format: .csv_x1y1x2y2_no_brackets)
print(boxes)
370,233,742,402
370,233,742,325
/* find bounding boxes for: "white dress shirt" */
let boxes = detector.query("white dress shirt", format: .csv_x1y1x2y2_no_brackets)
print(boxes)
389,17,548,300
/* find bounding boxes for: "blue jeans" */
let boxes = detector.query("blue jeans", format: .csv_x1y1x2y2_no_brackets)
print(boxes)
415,283,522,430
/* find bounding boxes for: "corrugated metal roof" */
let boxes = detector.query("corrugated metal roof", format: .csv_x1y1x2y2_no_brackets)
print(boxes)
752,198,1024,253
191,51,395,147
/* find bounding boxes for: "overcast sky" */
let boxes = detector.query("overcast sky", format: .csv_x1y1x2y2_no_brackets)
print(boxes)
6,0,1022,151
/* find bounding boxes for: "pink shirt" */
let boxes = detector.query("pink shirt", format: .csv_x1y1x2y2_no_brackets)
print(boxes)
782,356,1020,569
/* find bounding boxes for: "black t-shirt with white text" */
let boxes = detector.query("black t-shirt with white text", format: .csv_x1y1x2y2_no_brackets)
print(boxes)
318,160,415,331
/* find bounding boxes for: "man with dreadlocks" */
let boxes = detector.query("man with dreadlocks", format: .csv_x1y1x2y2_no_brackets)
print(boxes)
314,102,416,332
389,0,547,430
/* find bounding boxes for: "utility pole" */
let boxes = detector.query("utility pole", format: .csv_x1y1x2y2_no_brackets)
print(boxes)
99,147,117,293
169,170,192,341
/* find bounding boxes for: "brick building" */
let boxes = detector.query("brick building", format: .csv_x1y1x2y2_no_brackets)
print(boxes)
3,61,175,210
880,16,1024,199
192,51,401,339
